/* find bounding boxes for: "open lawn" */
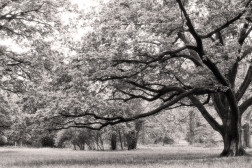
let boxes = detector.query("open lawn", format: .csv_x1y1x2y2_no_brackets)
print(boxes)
0,146,252,168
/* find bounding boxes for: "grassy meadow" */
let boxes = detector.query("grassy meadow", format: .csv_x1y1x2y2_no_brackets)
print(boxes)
0,146,252,168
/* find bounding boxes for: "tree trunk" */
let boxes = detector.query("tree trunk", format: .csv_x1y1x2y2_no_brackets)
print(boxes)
243,123,251,148
118,129,123,150
221,135,246,156
188,110,196,144
126,131,138,150
241,128,245,148
220,123,247,156
244,111,252,148
79,143,85,150
99,134,104,151
111,133,117,150
210,91,250,157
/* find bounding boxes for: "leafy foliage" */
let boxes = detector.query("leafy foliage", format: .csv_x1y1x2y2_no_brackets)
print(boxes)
67,0,252,156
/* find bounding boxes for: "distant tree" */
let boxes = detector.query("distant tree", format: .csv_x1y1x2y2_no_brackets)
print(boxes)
55,128,104,150
187,111,196,144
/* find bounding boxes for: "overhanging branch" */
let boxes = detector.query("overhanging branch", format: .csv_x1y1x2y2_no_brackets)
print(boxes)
52,88,216,130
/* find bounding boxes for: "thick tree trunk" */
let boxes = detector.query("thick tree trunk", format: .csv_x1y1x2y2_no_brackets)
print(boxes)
221,133,245,156
220,122,248,156
219,90,251,157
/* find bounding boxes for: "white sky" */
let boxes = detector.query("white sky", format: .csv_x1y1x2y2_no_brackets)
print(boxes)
71,0,100,9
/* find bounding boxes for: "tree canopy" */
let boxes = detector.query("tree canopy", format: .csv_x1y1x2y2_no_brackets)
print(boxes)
0,0,251,157
44,0,252,156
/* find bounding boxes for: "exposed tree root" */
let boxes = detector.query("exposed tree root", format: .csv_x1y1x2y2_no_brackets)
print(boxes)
220,148,251,157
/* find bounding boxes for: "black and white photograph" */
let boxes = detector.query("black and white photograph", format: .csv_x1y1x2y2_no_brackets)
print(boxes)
0,0,251,167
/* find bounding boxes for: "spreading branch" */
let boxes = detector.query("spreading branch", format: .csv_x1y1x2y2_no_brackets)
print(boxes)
200,0,252,38
52,88,218,130
240,97,252,114
189,95,223,133
236,65,252,102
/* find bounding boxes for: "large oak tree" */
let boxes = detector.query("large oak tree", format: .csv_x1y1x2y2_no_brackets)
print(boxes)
38,0,252,157
66,0,252,157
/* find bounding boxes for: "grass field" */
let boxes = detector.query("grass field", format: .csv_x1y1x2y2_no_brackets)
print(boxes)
0,146,252,168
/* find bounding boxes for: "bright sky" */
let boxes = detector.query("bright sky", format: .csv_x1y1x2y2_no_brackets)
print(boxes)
71,0,100,9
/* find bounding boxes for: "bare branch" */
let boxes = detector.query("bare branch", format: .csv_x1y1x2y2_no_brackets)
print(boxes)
175,0,201,42
189,95,223,133
238,23,252,45
236,65,252,102
53,88,207,130
227,61,239,89
113,44,198,67
240,97,252,114
125,80,161,93
238,47,252,62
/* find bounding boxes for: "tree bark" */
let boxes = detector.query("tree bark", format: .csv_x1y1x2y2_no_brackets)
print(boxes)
221,134,246,156
220,120,247,156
